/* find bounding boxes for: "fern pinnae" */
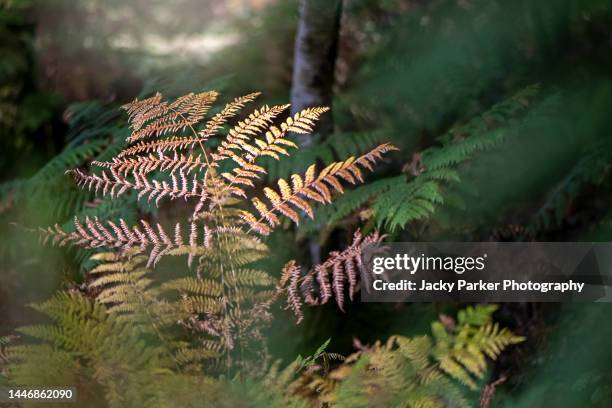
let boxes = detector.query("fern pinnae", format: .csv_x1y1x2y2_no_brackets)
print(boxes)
197,92,261,141
116,136,204,158
126,91,219,143
278,230,385,321
214,106,329,202
212,103,291,161
41,217,200,266
162,277,223,297
282,261,304,323
323,305,522,407
122,92,164,127
331,260,346,312
316,266,333,305
93,151,211,177
67,167,207,205
242,144,396,235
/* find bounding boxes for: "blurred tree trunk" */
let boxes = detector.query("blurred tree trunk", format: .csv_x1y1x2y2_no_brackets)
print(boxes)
290,0,343,264
290,0,343,146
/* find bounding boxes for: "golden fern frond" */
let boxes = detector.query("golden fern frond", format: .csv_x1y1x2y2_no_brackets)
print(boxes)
93,151,211,176
284,107,331,134
66,167,206,205
224,269,275,287
241,143,397,233
354,142,398,171
170,91,219,119
174,345,221,366
215,107,329,200
197,92,261,141
181,296,225,315
93,273,157,318
390,335,433,372
162,277,223,297
237,210,272,235
213,104,291,161
214,106,326,164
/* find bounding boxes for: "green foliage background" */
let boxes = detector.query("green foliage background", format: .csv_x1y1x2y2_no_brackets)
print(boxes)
1,0,612,406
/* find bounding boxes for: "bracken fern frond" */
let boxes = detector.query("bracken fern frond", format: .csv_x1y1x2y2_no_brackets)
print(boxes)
34,89,396,374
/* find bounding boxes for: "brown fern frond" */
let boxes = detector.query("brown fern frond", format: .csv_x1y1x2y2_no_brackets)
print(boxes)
66,168,206,205
332,260,345,312
281,261,303,323
301,274,318,306
128,118,197,143
345,257,358,301
316,265,333,305
40,218,201,266
93,151,211,176
122,92,164,129
32,89,401,377
116,136,202,158
119,91,260,154
168,91,219,123
241,143,397,233
278,230,385,321
317,230,384,309
123,91,218,143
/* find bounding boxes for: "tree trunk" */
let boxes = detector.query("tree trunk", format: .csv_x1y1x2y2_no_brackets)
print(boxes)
290,0,343,264
290,0,343,146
